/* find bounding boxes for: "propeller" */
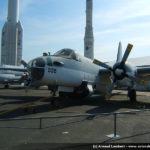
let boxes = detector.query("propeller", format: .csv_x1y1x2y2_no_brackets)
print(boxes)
21,59,45,91
21,60,31,69
21,60,33,91
93,42,148,99
93,59,113,71
119,44,133,68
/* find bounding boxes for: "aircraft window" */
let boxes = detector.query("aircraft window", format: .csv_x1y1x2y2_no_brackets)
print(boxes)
54,49,81,61
29,58,45,67
54,49,73,56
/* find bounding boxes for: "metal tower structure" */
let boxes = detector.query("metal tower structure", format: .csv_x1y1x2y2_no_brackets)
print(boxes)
1,0,23,66
84,0,94,60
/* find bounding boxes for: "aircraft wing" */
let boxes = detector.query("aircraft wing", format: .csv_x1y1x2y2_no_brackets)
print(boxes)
98,66,150,80
99,68,111,75
136,67,150,80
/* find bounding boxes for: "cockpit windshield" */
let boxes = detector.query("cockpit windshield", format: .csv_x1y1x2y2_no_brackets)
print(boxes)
28,58,45,67
54,49,73,56
53,48,81,61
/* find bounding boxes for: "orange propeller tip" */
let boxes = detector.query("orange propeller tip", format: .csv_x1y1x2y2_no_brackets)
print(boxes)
93,59,100,65
128,43,133,48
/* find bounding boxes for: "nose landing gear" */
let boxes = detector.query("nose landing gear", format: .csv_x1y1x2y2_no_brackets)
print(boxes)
49,90,62,109
4,84,9,89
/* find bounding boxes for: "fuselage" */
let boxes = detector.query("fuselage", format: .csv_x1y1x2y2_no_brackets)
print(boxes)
28,49,100,93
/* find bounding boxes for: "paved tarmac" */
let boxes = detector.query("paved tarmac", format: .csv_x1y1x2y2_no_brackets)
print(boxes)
0,85,150,150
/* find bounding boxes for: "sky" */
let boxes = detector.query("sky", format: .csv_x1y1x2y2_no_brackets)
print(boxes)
0,0,150,62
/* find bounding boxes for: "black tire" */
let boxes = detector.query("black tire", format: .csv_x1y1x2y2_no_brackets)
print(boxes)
128,89,136,102
4,84,9,89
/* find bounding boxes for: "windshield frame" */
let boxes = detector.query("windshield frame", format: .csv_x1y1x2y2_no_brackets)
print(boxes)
53,49,81,61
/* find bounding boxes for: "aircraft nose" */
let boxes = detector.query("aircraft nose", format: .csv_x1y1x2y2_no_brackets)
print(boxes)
30,67,44,81
27,57,46,82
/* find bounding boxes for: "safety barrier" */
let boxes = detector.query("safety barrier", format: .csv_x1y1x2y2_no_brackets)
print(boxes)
0,109,150,138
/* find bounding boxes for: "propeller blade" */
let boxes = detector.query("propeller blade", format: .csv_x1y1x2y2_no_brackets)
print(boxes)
120,43,133,67
116,41,123,63
93,59,113,71
109,80,116,93
105,80,116,100
126,72,148,87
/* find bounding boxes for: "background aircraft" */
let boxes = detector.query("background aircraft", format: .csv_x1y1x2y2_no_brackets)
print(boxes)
0,65,26,88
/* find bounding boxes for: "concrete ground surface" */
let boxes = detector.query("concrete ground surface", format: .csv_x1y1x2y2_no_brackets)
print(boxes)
0,85,150,150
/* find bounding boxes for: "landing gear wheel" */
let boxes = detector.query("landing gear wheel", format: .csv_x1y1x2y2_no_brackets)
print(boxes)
4,84,9,89
128,89,136,102
50,97,61,109
73,86,89,99
53,99,60,107
59,92,68,98
50,90,56,97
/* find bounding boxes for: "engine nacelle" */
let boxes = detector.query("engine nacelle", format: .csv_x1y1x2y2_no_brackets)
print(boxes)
95,74,112,95
116,78,133,88
73,82,94,98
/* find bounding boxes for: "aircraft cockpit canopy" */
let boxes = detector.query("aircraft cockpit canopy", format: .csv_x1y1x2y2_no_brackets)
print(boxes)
54,48,81,61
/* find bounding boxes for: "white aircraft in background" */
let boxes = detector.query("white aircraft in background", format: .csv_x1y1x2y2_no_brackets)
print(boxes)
1,42,150,102
0,65,26,88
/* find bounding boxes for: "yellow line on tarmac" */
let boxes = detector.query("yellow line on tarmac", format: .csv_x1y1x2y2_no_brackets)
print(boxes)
0,96,52,117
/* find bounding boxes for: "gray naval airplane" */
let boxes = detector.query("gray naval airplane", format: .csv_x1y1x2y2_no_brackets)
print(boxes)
2,42,150,102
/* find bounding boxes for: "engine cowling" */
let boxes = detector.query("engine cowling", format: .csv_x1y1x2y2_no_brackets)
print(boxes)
95,74,111,95
73,82,94,98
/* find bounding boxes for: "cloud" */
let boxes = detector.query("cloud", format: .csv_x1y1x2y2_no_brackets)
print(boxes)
95,29,120,36
20,0,40,14
94,33,150,62
94,21,150,38
1,0,150,62
94,0,150,26
23,15,84,34
26,32,83,47
0,2,7,21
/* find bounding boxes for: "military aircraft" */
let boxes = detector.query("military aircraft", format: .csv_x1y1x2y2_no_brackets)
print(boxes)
2,42,150,102
0,65,26,88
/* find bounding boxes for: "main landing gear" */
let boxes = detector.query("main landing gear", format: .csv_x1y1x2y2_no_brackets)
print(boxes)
4,84,9,89
128,89,136,102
